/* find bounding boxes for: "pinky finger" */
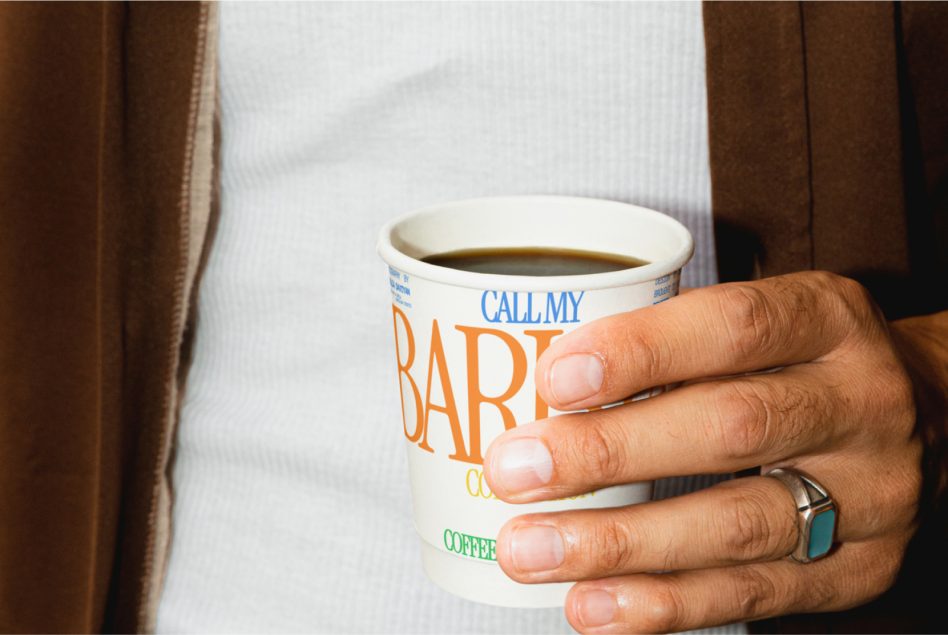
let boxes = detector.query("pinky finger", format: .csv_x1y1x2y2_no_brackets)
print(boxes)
564,537,906,634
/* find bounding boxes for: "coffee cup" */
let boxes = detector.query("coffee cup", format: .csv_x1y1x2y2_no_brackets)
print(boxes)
376,195,693,607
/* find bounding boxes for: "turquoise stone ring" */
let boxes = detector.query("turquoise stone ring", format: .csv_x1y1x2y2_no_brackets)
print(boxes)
764,467,837,563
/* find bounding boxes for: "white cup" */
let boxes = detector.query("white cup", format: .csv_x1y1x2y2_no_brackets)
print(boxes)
377,195,693,607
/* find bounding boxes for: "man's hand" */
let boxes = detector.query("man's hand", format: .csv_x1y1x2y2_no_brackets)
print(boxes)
482,271,924,633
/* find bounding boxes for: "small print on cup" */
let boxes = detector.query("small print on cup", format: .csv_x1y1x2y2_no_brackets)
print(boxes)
377,195,694,608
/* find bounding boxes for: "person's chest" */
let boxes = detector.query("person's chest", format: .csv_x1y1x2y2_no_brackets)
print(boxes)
152,3,730,632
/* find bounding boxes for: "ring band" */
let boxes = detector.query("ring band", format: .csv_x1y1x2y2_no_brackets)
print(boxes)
764,467,837,563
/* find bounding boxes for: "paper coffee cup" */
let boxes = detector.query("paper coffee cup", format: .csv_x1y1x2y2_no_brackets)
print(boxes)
376,195,693,608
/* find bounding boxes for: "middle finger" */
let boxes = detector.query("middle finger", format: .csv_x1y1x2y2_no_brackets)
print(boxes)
483,363,853,501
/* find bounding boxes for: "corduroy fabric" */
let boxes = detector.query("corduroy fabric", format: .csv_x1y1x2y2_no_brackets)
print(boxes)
0,3,125,631
0,2,212,632
704,2,947,320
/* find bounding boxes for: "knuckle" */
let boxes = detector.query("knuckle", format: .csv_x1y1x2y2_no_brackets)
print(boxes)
868,550,904,601
720,488,781,561
640,582,687,634
878,456,923,533
835,273,872,307
898,462,924,518
718,284,777,361
843,541,906,607
852,353,917,446
618,325,671,386
808,269,848,293
797,566,838,611
730,566,779,618
592,517,639,573
572,418,625,484
776,378,829,447
884,366,917,436
875,540,908,595
826,272,876,326
709,382,774,460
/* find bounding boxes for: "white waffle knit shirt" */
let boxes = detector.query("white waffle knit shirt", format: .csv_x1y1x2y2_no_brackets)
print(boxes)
156,2,747,633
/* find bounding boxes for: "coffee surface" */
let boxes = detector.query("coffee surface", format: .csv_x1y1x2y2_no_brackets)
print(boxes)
421,246,648,276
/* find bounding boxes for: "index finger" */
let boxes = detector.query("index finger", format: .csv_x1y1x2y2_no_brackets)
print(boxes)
536,271,869,411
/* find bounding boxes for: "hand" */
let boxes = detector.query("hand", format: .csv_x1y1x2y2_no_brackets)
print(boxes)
482,271,924,633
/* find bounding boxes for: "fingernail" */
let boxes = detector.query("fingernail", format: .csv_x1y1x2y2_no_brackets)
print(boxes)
576,589,616,628
490,437,553,493
509,525,565,572
550,354,603,405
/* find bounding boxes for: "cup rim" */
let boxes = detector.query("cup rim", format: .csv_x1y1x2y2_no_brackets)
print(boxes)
376,195,694,292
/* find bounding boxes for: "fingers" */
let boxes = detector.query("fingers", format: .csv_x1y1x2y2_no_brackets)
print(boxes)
562,536,906,634
485,364,853,500
495,477,804,584
491,445,915,589
535,271,872,411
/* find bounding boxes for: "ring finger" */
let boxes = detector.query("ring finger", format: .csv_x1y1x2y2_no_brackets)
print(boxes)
496,472,851,584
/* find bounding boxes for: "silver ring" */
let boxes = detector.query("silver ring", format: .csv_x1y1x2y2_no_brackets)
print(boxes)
764,467,838,563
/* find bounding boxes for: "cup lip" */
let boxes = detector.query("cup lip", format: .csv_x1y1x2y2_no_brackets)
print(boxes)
376,194,694,292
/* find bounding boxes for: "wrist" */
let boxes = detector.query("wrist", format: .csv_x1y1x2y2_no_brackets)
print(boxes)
888,311,948,519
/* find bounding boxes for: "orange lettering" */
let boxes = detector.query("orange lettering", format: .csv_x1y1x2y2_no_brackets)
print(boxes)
392,305,423,442
524,329,562,420
455,326,527,464
419,320,470,461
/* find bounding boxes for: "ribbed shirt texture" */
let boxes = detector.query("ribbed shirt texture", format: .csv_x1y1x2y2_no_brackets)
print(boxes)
156,2,745,633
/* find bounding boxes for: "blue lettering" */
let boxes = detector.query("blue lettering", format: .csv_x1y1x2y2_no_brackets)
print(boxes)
497,292,513,323
566,291,584,323
544,293,568,324
516,292,542,323
481,291,500,323
483,291,586,324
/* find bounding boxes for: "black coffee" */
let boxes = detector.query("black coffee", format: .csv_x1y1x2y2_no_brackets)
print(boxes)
421,246,648,276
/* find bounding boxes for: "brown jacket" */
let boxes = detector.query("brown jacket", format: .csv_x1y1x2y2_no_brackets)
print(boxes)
0,2,945,633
